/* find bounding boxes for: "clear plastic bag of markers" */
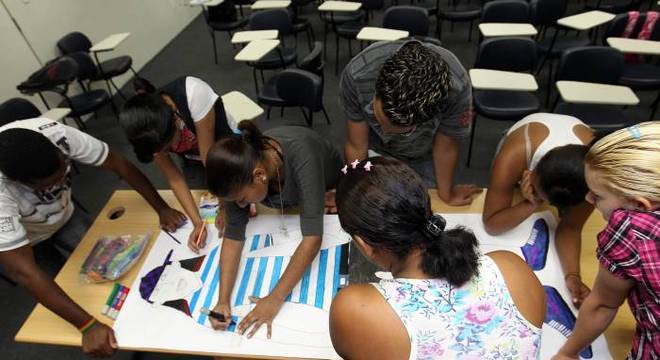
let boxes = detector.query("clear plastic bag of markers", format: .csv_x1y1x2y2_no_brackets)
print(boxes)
79,233,151,283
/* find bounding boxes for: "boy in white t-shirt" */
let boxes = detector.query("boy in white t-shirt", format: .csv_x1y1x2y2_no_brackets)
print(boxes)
0,118,186,357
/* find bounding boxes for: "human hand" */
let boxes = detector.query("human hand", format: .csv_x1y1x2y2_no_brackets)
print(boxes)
565,274,591,308
550,353,579,360
324,191,337,214
209,303,233,331
238,295,284,339
521,170,543,207
440,184,483,206
158,207,187,232
187,222,208,253
82,322,118,357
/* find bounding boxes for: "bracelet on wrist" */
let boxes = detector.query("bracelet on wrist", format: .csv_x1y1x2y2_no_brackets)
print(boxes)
564,272,581,281
78,317,98,334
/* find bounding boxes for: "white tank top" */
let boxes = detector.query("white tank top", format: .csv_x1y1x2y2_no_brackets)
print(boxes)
506,113,587,170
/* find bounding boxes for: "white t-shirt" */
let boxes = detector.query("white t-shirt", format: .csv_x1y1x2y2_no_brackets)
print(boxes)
0,118,109,251
185,76,236,130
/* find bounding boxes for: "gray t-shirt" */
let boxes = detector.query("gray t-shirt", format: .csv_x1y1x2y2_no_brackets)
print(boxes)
339,40,472,162
224,126,342,240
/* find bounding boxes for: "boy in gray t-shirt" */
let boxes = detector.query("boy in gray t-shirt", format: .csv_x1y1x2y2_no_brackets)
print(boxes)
339,40,481,206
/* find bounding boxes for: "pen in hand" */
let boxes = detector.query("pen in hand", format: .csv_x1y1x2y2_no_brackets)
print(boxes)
200,307,234,325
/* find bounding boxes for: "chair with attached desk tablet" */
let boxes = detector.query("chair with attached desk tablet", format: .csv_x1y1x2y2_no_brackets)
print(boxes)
57,32,136,99
437,0,482,41
319,1,364,61
333,0,385,74
552,46,639,131
604,12,660,119
478,0,533,40
382,5,430,37
246,9,298,93
467,37,539,167
202,0,249,64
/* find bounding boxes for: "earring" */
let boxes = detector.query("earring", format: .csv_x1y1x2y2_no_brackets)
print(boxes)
262,176,267,183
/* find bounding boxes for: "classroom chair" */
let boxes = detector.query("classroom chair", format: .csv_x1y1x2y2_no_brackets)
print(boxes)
467,37,540,167
383,6,431,37
552,46,636,130
17,56,118,131
275,69,329,126
320,3,364,61
437,0,482,41
246,9,299,93
604,12,660,119
57,32,137,99
202,0,249,64
584,0,644,14
481,0,530,23
333,0,385,74
531,0,591,105
258,41,330,125
290,0,316,51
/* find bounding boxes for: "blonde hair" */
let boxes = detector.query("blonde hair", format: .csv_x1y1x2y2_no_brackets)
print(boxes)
585,121,660,202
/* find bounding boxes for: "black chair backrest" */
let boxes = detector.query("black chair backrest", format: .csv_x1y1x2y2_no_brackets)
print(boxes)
250,8,293,35
475,37,537,72
206,1,238,23
482,0,529,23
57,32,93,54
299,41,324,76
0,98,41,126
276,69,323,110
67,52,100,82
362,0,385,11
604,12,660,41
17,57,78,94
530,0,567,27
557,46,624,84
383,6,430,37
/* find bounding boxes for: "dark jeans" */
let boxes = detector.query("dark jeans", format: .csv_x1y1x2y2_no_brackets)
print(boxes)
49,206,92,258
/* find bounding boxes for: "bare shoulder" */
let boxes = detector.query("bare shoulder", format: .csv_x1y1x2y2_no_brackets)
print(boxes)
486,251,546,328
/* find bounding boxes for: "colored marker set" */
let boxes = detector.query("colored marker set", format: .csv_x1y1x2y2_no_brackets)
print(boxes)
102,283,130,320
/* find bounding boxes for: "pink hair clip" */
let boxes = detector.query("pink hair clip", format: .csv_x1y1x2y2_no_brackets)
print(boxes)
350,159,360,169
340,165,348,175
363,161,373,171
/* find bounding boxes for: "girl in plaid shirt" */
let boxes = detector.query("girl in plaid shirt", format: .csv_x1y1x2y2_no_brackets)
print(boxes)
553,122,660,360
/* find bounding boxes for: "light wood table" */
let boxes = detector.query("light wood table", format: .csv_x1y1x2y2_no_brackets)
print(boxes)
250,0,291,9
41,108,71,122
357,27,408,41
89,33,131,53
221,91,264,124
231,30,279,44
234,39,280,62
15,190,635,359
557,10,615,31
318,1,362,12
607,37,660,55
556,80,640,105
469,69,539,91
478,23,538,37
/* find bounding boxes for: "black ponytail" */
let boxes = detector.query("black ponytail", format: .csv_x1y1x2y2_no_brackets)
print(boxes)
206,121,270,197
336,157,480,287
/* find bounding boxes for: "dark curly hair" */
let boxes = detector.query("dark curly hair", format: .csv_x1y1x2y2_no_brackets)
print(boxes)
336,157,479,286
536,144,589,211
375,42,451,126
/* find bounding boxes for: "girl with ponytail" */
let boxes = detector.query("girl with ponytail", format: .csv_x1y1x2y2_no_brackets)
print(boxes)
331,157,546,360
119,76,235,245
204,121,342,338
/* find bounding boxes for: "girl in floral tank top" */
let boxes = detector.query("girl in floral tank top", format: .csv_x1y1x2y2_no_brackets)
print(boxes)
331,157,545,360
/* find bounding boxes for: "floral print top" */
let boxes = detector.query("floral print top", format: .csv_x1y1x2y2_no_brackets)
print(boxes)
372,256,542,360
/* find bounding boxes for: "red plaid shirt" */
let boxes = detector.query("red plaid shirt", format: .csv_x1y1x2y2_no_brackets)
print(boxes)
597,209,660,359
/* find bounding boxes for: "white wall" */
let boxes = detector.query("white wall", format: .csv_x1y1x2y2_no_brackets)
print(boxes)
1,0,200,111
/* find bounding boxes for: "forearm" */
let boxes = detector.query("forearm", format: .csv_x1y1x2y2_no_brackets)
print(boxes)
13,265,91,328
168,177,203,225
483,201,537,235
270,235,322,301
344,143,367,163
433,135,459,201
555,224,582,276
219,238,244,304
559,295,618,356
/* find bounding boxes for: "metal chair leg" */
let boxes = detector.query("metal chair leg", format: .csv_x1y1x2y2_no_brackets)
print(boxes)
466,114,477,167
0,272,17,286
322,106,331,124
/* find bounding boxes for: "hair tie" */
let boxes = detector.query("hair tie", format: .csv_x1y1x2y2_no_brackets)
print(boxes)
626,124,641,139
424,214,446,238
341,159,374,175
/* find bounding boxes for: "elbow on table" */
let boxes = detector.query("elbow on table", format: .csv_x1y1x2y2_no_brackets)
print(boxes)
482,217,507,236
